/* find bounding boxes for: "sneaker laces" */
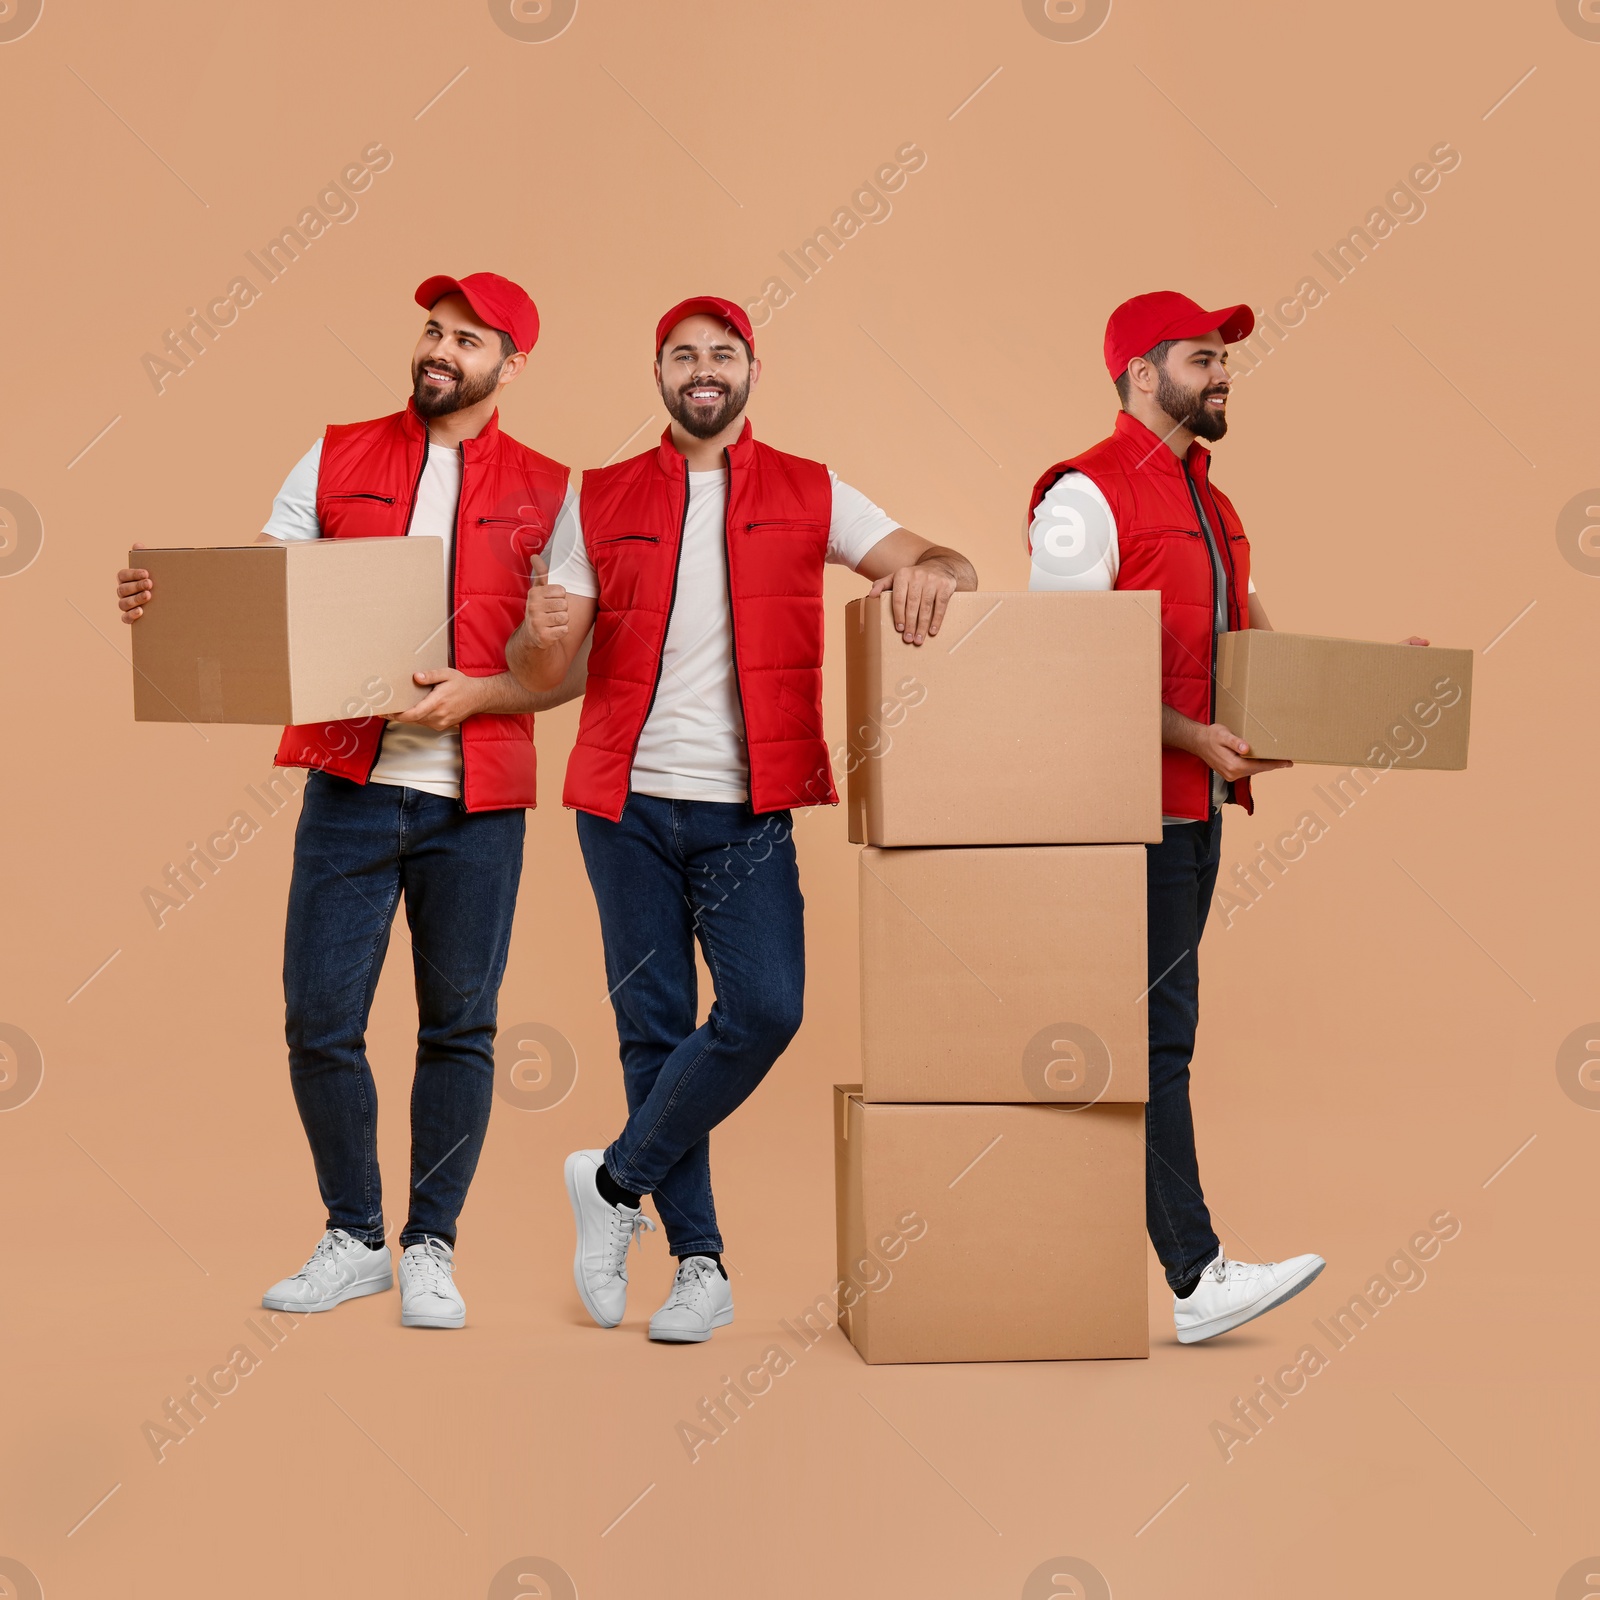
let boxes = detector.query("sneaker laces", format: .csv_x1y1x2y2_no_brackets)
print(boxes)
602,1206,657,1278
1209,1251,1268,1286
661,1256,717,1311
294,1230,348,1285
405,1238,455,1299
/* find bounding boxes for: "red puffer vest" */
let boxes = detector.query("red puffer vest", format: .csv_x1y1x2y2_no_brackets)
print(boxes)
563,422,836,821
273,402,570,812
1028,410,1253,822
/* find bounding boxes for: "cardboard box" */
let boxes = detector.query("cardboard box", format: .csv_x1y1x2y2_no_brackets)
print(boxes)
844,591,1162,846
1215,631,1473,770
130,539,449,725
833,1087,1147,1363
859,844,1147,1104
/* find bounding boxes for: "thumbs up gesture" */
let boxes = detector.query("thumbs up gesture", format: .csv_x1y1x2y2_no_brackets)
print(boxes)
523,553,570,648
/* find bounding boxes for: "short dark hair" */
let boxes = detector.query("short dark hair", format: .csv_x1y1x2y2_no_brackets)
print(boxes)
497,329,517,361
1114,338,1177,407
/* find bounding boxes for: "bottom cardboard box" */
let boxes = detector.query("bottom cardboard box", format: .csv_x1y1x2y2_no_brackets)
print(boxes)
834,1087,1148,1363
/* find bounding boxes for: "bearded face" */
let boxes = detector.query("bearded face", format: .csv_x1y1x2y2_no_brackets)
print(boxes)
411,349,505,418
1155,360,1230,442
660,364,752,439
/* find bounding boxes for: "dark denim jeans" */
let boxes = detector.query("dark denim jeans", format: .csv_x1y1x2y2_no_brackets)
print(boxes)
1145,815,1225,1290
576,793,805,1257
283,771,524,1249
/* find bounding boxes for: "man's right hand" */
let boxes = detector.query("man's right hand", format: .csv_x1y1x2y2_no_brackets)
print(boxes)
1194,721,1293,781
521,555,570,648
117,544,152,623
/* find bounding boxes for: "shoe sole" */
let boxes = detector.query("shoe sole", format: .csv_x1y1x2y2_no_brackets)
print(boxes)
401,1308,466,1329
649,1305,735,1344
261,1273,393,1314
1176,1258,1326,1344
565,1151,623,1329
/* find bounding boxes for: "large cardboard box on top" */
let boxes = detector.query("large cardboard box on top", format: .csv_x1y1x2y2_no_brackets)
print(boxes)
859,844,1147,1103
130,539,448,725
833,1087,1147,1363
1215,631,1473,770
844,591,1162,846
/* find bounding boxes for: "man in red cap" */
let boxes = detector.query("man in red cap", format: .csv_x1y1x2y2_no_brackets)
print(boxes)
117,274,579,1331
1027,290,1325,1344
509,295,977,1343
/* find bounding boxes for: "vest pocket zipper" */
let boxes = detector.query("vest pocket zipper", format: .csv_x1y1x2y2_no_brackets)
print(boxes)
594,533,661,544
744,519,827,532
325,491,395,503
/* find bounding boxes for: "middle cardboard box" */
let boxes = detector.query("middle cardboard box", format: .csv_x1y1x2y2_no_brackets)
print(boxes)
859,842,1148,1104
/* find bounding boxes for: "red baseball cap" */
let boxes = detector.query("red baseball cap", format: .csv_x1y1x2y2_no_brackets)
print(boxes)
414,272,540,354
654,295,755,358
1104,290,1254,379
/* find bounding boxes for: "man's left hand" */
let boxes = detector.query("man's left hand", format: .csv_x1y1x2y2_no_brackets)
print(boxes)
868,559,961,646
388,668,485,731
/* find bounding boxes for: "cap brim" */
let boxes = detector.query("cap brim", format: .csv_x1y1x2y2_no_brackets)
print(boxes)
1214,303,1255,344
415,275,465,313
656,298,753,354
1166,302,1254,346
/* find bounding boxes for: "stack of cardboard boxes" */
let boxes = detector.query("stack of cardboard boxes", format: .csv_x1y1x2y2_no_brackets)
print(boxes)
834,590,1165,1364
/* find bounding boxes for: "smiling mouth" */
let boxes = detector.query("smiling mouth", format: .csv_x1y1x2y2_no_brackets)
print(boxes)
686,385,727,403
422,366,459,387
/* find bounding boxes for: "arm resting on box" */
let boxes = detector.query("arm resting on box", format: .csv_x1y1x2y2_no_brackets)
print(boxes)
854,528,978,646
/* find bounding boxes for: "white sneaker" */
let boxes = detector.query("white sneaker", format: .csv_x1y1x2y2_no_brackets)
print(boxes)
1174,1248,1325,1344
649,1256,735,1343
399,1238,466,1329
565,1148,656,1328
261,1229,393,1313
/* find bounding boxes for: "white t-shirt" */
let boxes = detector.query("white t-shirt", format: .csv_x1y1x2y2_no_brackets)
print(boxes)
265,439,557,800
547,470,898,803
1026,468,1255,821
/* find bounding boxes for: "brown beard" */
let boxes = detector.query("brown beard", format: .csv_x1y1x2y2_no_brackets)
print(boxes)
663,372,751,439
1157,365,1229,441
412,358,502,418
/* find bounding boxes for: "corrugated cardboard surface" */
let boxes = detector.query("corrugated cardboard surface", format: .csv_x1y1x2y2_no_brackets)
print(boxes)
130,539,448,725
834,1087,1148,1363
1215,631,1473,769
859,844,1148,1103
844,591,1163,846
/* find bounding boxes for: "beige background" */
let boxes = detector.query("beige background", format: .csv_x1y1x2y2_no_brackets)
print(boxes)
2,1,1596,1595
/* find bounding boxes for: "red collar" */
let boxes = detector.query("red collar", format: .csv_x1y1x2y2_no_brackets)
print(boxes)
655,417,755,476
1113,408,1213,481
400,399,502,460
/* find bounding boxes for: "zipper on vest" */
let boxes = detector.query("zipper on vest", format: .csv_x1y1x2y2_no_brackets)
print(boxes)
593,533,660,544
1183,461,1230,805
363,438,434,787
723,451,753,784
627,474,690,777
1203,476,1246,806
326,491,395,503
1205,480,1243,627
447,446,463,671
450,442,467,811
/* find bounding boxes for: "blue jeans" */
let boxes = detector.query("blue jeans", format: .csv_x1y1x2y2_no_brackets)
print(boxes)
283,771,524,1249
576,794,805,1257
1144,816,1226,1290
